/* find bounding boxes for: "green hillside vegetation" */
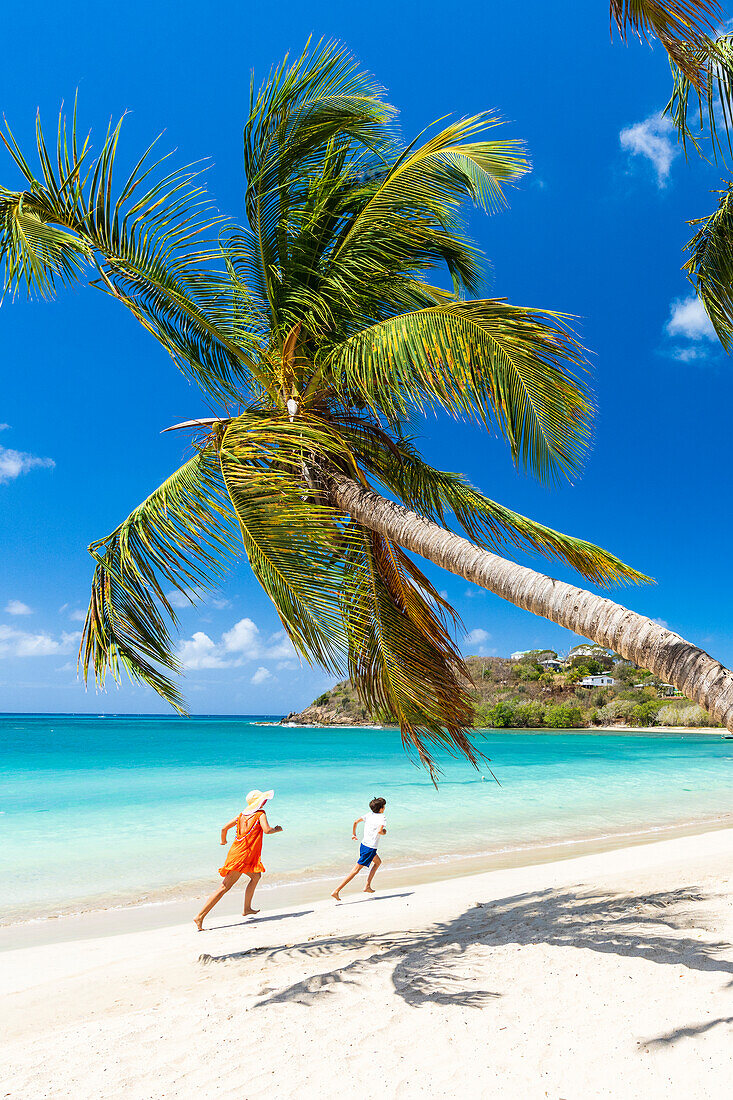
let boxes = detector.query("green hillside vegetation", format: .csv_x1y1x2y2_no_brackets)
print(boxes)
285,649,722,729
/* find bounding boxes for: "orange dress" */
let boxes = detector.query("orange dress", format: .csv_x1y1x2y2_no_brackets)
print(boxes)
219,810,266,877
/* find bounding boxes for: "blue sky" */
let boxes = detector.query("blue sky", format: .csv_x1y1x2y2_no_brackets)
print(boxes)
1,0,731,714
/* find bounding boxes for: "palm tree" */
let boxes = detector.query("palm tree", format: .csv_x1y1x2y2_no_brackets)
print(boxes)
2,42,732,771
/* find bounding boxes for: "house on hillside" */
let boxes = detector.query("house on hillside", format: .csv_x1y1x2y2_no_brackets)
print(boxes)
579,674,616,688
540,658,563,671
510,650,530,660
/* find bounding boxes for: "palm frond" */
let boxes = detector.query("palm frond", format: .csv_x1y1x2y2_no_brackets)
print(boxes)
683,181,733,346
332,115,529,255
218,412,359,672
347,433,651,586
665,33,733,156
0,108,267,401
344,528,478,778
610,0,721,83
329,299,591,481
80,446,239,711
243,39,395,327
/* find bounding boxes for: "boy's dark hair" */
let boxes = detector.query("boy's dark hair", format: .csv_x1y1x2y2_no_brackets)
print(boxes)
369,796,386,813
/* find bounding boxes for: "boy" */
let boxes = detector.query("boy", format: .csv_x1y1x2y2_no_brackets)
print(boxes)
331,796,387,900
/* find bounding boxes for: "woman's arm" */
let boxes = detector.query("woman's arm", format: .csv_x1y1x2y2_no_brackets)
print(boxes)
260,811,283,835
221,818,238,845
352,817,364,840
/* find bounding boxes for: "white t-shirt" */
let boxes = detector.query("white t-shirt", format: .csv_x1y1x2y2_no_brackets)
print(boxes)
362,811,385,849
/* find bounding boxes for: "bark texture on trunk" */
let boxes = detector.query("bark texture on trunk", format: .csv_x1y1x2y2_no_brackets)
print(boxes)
329,473,733,731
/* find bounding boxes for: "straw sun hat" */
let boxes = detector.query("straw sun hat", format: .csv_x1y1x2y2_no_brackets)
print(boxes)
246,789,274,812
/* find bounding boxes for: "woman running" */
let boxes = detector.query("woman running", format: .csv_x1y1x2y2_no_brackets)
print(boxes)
195,789,283,931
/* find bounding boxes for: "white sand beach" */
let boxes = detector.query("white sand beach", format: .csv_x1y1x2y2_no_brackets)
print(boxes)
3,829,733,1099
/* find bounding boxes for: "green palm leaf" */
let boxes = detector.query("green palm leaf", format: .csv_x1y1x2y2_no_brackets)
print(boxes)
80,446,239,711
343,528,478,778
330,299,590,481
0,109,267,401
348,434,651,586
665,32,733,156
218,412,359,672
610,1,721,82
684,182,733,346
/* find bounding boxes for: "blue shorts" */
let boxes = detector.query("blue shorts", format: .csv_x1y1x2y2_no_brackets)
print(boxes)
357,844,378,867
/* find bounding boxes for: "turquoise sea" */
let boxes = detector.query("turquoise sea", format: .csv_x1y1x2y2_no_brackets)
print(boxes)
2,714,733,924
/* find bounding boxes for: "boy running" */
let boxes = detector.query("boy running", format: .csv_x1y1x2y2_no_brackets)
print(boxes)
331,797,387,900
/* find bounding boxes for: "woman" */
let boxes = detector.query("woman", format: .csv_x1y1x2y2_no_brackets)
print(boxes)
194,789,283,931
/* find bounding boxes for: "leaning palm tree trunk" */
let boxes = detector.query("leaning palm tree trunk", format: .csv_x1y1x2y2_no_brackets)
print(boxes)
329,472,733,730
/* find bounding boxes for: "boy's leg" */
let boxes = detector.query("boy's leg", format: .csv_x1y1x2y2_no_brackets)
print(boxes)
242,871,262,916
364,854,382,892
194,871,242,930
331,864,362,900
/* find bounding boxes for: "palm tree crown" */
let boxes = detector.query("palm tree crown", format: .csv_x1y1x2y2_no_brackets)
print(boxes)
0,42,649,771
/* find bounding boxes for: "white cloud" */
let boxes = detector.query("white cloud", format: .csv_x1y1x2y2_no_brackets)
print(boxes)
263,631,297,660
0,423,9,431
166,585,230,610
666,296,717,341
464,627,493,655
68,609,87,622
669,346,708,362
222,617,260,656
652,617,669,629
664,296,718,363
178,617,296,670
178,630,229,669
0,445,55,485
251,666,273,685
4,600,32,616
619,115,678,186
0,625,80,658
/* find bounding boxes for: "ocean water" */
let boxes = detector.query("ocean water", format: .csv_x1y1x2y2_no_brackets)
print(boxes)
2,714,733,924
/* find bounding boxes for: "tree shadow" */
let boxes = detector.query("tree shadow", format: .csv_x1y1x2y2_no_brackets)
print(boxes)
642,1016,733,1048
200,884,733,1010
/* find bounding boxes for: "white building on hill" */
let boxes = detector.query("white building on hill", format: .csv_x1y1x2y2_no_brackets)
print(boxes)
579,674,616,688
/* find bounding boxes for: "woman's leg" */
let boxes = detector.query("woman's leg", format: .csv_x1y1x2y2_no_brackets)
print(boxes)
194,871,241,930
242,872,262,915
364,854,382,892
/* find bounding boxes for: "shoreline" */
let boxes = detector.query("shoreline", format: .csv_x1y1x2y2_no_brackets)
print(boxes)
3,811,732,952
4,827,733,1096
275,721,726,733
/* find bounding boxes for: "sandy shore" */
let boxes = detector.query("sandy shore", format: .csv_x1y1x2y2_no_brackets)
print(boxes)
3,829,733,1099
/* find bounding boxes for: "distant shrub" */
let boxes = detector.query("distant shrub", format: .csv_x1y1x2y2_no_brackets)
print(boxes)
597,699,636,724
632,701,660,727
545,704,583,728
513,701,546,728
657,704,716,728
618,688,650,703
315,692,331,706
479,701,517,728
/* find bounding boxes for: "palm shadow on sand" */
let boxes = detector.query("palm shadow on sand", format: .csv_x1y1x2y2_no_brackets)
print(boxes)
200,884,733,1012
